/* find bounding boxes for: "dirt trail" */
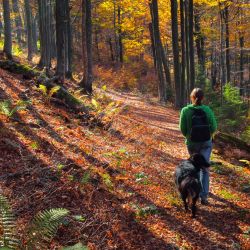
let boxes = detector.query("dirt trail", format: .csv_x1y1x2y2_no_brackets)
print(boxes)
0,68,249,249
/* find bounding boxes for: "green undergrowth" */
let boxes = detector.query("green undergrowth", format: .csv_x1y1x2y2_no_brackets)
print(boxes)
0,39,23,57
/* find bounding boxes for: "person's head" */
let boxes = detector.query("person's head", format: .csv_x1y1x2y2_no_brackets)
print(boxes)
190,88,204,106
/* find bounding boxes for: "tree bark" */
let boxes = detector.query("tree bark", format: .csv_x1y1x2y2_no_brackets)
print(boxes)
219,7,226,86
38,0,52,70
180,0,186,106
150,0,166,102
12,0,23,44
3,0,12,60
239,35,244,93
224,5,230,83
117,4,123,64
188,0,195,89
24,0,33,61
32,14,38,53
185,0,190,96
194,11,205,74
148,23,157,70
80,0,93,94
55,0,67,81
65,0,73,78
108,37,114,62
170,0,181,108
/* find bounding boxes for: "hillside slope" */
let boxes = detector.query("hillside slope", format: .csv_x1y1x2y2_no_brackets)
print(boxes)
0,67,249,249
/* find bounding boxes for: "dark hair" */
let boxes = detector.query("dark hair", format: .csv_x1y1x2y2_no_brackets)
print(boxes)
190,88,204,106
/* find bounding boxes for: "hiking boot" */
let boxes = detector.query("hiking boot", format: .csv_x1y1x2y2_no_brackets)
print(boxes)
201,199,209,205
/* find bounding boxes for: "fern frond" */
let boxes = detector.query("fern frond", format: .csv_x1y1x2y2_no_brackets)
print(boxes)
38,84,48,96
9,100,31,117
0,195,19,249
48,86,60,98
28,208,69,248
0,100,12,117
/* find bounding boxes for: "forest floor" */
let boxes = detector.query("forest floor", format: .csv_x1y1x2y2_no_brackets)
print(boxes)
0,66,250,250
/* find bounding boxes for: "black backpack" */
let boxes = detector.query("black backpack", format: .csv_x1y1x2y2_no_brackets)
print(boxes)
190,108,210,142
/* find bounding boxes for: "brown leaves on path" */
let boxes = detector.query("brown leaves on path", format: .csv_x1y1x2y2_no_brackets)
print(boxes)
0,68,249,249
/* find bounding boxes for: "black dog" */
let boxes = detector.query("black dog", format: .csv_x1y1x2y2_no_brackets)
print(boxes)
174,153,210,218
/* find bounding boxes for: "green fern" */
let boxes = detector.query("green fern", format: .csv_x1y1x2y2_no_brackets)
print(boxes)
0,100,31,118
27,208,69,248
38,84,60,103
0,195,19,249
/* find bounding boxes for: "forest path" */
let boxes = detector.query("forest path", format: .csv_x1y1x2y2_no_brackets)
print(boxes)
0,67,249,249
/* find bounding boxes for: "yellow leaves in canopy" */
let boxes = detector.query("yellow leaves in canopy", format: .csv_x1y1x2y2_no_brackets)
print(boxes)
124,39,145,56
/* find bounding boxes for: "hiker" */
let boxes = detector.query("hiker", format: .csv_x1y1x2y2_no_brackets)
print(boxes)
179,88,217,205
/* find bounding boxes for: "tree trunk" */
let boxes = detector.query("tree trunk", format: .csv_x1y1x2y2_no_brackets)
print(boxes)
194,11,205,75
117,4,123,64
239,35,244,94
224,5,230,83
108,37,114,62
65,0,73,79
219,7,226,86
38,0,52,70
24,0,33,61
55,0,67,81
150,0,166,102
188,0,195,89
185,0,190,96
12,0,23,44
0,14,3,39
3,0,12,60
80,0,93,94
180,0,186,106
148,23,157,70
95,26,100,62
32,14,38,53
170,0,181,108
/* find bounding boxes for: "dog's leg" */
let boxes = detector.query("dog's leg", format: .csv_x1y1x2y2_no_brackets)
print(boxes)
181,193,188,212
191,195,199,218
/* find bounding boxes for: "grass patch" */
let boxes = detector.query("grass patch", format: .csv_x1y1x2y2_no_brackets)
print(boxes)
217,189,240,201
211,164,232,175
165,193,182,207
132,204,159,218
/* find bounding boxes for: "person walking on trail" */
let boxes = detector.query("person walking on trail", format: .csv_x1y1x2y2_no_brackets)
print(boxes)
179,88,217,205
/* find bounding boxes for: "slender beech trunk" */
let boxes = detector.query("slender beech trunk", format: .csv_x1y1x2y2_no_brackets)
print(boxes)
55,0,66,81
180,0,186,106
150,0,166,102
171,0,181,108
24,0,33,61
194,11,205,74
108,37,114,61
148,23,157,70
12,0,22,44
185,0,190,97
0,14,3,38
65,0,73,78
188,0,195,89
117,4,123,64
3,0,12,59
239,35,244,93
32,15,38,53
224,5,230,83
38,0,52,70
220,7,226,86
95,26,100,62
80,0,93,93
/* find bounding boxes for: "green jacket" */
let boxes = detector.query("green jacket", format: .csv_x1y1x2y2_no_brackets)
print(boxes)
179,104,217,146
